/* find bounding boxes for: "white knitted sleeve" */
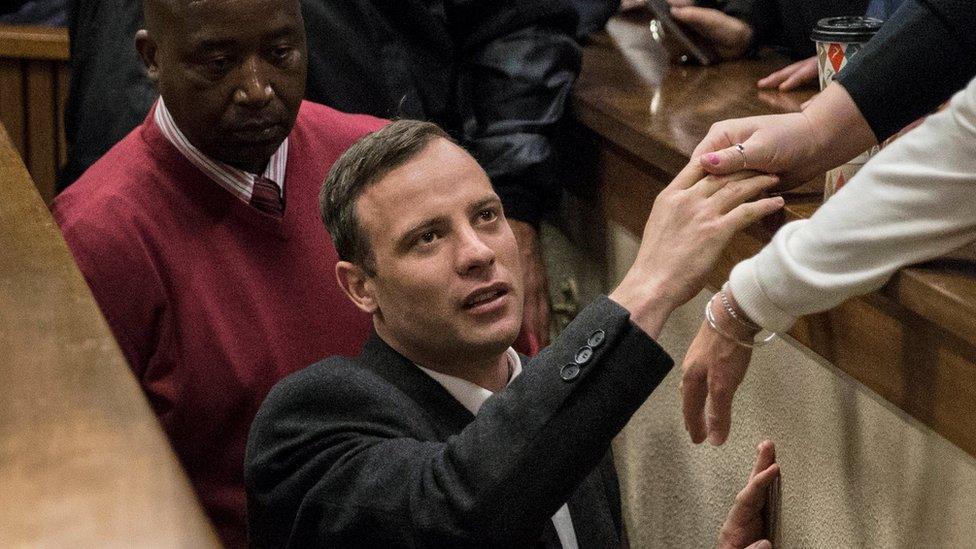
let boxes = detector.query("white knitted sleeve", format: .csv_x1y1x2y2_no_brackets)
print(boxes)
729,76,976,332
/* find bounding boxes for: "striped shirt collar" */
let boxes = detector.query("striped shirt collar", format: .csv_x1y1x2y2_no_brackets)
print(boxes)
154,97,288,204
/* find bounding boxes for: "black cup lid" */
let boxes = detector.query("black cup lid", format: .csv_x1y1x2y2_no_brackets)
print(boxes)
811,16,884,43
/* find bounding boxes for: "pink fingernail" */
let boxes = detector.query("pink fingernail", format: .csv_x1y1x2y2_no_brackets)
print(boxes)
706,153,720,165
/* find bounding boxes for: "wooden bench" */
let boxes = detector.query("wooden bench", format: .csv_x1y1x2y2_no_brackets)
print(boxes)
0,120,218,546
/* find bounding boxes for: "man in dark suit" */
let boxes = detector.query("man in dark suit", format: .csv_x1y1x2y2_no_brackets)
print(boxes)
245,120,782,548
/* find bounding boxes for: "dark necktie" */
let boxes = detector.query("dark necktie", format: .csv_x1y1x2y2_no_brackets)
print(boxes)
251,176,284,217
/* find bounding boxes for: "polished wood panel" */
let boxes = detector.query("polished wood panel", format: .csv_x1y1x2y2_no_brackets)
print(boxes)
0,24,69,60
26,59,57,200
0,25,69,203
582,13,976,457
0,58,25,152
0,122,219,547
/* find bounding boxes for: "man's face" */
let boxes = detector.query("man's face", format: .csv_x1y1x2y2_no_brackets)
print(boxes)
141,0,307,173
356,138,524,365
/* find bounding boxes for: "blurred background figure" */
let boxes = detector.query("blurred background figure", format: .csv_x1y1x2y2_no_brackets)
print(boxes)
631,0,906,91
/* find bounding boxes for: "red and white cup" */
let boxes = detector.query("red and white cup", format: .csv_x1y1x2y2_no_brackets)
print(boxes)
811,16,884,198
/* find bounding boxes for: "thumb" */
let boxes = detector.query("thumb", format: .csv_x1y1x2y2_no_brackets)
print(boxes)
746,540,772,549
698,136,765,175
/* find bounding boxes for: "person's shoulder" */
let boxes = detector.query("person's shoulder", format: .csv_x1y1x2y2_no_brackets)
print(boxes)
52,125,161,231
295,100,389,143
259,356,386,414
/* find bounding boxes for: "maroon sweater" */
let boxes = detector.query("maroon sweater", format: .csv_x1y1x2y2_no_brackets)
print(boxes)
53,101,385,547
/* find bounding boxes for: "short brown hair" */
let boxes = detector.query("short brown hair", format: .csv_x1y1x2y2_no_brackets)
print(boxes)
320,119,452,275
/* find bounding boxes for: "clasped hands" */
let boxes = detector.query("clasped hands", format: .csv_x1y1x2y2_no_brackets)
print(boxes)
676,96,846,447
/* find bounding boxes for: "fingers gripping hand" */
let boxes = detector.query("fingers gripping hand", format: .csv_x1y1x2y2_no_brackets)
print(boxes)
693,112,821,186
611,163,782,337
757,56,818,91
635,164,782,304
717,441,779,549
681,320,753,445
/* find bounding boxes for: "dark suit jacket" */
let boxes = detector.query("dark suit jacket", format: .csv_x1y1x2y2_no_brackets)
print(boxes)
245,296,673,548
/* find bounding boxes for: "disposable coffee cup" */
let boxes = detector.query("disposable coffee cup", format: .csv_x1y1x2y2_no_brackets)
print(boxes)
811,16,883,198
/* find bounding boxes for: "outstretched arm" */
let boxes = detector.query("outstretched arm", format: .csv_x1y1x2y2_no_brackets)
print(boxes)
247,160,784,547
682,75,976,446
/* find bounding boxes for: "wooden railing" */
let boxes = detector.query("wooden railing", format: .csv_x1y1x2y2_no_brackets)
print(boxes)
0,121,219,546
0,24,69,204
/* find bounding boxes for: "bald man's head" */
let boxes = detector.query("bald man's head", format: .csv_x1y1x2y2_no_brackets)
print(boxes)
141,0,173,36
135,0,307,173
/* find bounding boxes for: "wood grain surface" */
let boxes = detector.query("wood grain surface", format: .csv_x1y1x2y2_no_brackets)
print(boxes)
579,13,976,457
0,122,219,547
0,25,70,203
0,24,68,61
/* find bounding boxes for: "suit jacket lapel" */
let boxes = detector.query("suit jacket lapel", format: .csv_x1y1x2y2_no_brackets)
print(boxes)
359,333,620,548
359,331,474,436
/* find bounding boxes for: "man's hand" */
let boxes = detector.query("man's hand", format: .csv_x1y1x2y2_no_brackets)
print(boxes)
693,82,878,189
610,162,782,339
510,220,550,355
717,440,779,549
757,56,818,91
670,7,754,60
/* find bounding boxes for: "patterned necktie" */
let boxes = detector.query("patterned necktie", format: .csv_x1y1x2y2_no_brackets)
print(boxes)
251,176,284,217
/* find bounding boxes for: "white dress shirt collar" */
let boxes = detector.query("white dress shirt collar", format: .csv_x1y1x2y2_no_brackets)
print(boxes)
153,97,288,204
415,347,522,416
415,349,579,549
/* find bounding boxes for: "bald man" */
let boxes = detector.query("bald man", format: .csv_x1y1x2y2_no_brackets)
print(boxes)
52,0,383,545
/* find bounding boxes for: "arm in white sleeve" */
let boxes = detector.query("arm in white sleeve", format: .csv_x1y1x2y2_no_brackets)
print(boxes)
729,75,976,332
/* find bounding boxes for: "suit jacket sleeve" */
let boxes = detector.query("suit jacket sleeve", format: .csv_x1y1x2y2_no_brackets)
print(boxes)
837,0,976,141
246,296,673,547
448,0,582,225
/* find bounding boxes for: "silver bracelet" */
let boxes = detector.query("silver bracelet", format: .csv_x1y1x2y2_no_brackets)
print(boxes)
704,293,777,348
720,282,760,331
